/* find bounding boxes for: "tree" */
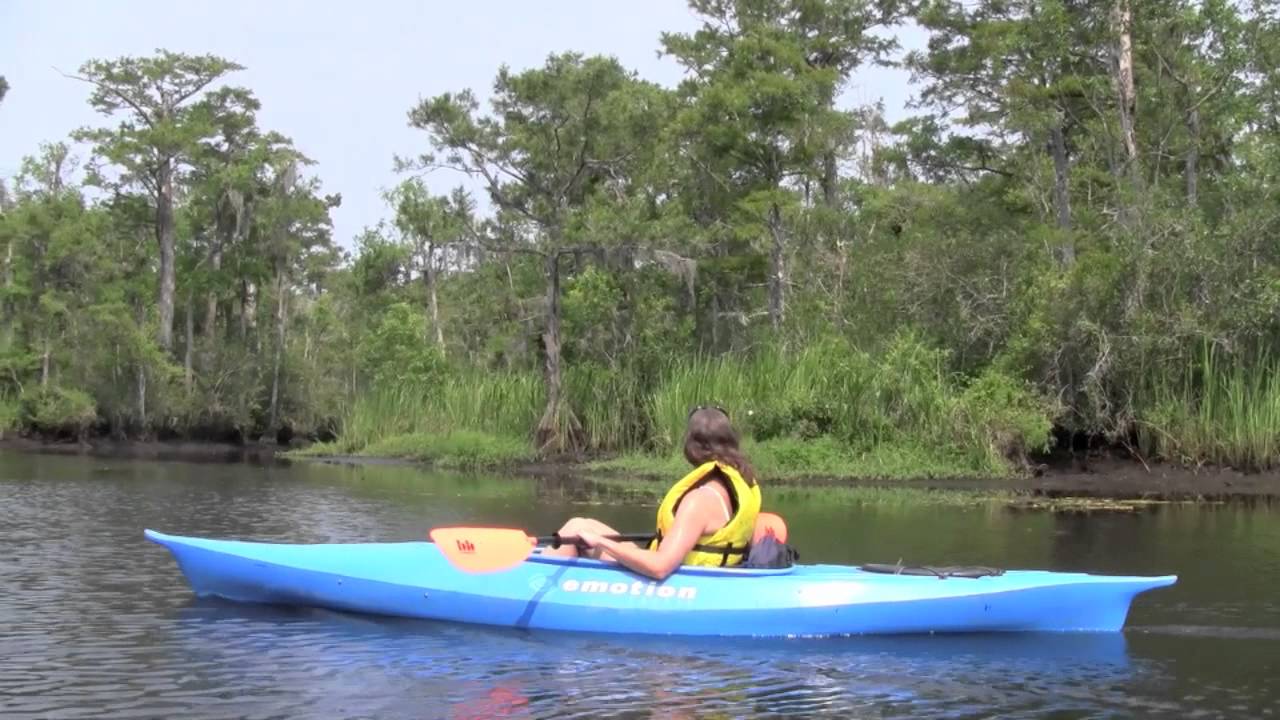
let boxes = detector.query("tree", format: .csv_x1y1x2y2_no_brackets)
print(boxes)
1140,0,1250,207
183,86,298,369
387,181,476,351
906,0,1113,268
0,75,9,105
405,53,671,451
661,0,903,329
69,50,246,352
4,143,88,387
257,158,340,438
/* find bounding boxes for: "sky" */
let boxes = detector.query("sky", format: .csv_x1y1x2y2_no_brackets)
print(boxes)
0,0,923,250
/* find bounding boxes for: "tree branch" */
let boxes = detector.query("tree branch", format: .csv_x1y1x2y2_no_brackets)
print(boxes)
57,67,158,131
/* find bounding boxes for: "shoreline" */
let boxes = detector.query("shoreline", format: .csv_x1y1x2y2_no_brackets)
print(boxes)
5,436,1278,501
0,436,283,464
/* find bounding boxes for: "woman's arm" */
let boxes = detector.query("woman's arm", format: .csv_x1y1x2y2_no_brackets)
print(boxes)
580,489,718,580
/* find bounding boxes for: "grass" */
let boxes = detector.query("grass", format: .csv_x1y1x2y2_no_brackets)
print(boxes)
361,430,534,469
643,333,1051,477
1137,345,1280,470
332,370,541,454
316,333,1058,481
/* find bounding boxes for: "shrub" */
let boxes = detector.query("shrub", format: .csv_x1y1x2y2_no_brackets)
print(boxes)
19,385,98,439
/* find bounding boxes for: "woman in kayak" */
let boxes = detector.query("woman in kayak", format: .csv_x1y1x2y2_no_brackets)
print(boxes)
544,406,761,580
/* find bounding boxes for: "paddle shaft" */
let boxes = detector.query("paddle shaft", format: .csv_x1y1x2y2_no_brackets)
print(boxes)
535,532,654,550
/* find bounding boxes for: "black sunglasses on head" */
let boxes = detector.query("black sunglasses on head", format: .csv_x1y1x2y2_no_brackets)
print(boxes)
688,405,730,420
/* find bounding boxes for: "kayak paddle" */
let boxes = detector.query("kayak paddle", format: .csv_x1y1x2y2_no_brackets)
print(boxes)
431,512,789,574
429,527,652,573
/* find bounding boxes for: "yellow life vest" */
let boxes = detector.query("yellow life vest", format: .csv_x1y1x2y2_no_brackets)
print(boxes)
649,460,761,567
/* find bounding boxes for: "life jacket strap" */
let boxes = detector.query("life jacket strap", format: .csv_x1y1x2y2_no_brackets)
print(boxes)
654,530,749,567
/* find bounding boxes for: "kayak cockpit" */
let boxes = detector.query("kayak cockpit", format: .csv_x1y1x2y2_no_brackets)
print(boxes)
525,551,798,576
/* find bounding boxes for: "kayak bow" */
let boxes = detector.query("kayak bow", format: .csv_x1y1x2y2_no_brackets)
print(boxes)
144,529,1177,637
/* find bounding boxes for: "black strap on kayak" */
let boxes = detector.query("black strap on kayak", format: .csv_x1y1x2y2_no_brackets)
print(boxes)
860,563,1005,579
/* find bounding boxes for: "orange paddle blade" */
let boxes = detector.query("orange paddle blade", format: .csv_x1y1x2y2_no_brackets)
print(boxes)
754,512,788,544
430,527,537,573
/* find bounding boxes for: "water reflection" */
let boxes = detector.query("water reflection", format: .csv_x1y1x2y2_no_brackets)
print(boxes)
164,599,1137,719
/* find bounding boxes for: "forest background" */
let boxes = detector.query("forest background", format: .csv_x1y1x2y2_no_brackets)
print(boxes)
3,0,1280,481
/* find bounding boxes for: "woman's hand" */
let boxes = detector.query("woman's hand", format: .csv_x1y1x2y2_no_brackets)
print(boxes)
576,529,603,549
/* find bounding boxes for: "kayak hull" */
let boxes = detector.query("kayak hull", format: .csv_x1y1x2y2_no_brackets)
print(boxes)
145,529,1177,637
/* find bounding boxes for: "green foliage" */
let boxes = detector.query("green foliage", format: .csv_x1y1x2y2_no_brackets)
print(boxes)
954,368,1058,474
358,302,445,389
18,385,97,438
0,396,17,436
9,9,1280,483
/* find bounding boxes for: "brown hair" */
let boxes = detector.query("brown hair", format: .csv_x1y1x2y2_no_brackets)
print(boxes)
682,407,757,486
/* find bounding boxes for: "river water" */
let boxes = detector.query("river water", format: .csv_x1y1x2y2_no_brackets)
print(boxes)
0,450,1277,719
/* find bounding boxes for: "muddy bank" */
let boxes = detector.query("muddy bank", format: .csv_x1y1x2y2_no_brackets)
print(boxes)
931,457,1280,501
304,451,1280,501
5,437,1279,500
597,461,1280,501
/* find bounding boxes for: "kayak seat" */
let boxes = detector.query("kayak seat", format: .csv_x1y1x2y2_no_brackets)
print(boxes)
860,563,1005,579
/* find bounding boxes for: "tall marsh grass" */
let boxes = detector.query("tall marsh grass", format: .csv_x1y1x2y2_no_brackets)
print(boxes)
326,332,1057,477
647,333,1051,476
1138,345,1280,470
335,370,542,454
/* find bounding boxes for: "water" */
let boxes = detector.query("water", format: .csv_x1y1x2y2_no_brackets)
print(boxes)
1,450,1277,719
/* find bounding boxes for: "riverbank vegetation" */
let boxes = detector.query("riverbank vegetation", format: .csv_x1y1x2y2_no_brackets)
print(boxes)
4,1,1280,480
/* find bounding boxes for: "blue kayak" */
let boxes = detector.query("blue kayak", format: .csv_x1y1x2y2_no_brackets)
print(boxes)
145,529,1177,637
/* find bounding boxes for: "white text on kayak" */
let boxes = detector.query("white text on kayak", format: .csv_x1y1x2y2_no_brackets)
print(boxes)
560,579,697,600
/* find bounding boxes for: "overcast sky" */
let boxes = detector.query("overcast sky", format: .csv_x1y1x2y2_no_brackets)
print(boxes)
1,0,923,250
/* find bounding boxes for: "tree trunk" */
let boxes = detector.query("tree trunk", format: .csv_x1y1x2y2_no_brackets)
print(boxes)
1185,106,1200,205
2,234,12,348
184,291,195,390
205,244,222,336
709,291,720,354
1049,125,1073,232
136,363,147,431
241,279,258,350
535,252,576,452
1113,0,1148,321
424,253,444,350
821,152,838,208
1111,0,1139,185
266,266,288,437
135,302,149,433
834,237,848,321
766,202,787,331
1049,124,1075,268
155,160,177,352
40,335,50,387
